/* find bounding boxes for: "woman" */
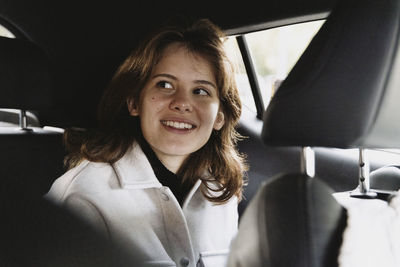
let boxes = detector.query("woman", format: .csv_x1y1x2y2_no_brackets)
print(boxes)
46,18,247,267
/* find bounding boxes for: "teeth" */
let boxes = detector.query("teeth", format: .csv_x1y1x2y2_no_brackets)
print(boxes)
162,120,193,129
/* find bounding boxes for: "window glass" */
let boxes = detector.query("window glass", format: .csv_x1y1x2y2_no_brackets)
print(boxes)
245,20,324,107
223,37,256,112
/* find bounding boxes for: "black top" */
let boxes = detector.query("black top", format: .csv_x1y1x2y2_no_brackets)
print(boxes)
139,138,193,206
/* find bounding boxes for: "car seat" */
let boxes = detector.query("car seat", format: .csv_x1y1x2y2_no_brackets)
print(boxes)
228,0,400,266
0,31,143,267
0,36,65,196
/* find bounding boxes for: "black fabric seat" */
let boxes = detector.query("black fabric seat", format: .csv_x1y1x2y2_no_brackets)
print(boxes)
228,173,346,267
0,36,143,266
0,183,141,266
0,128,65,196
0,36,66,196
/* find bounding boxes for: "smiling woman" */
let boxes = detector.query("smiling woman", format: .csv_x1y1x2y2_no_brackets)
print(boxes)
127,43,225,174
45,18,247,267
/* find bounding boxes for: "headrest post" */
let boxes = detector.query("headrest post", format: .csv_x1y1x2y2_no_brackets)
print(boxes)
300,146,315,177
19,110,27,129
18,110,32,131
358,148,370,193
350,148,377,198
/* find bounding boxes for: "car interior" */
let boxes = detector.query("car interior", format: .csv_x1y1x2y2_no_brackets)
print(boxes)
229,0,400,266
0,0,399,266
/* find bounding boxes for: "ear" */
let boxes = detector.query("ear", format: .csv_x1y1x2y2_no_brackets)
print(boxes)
127,99,139,116
213,111,225,131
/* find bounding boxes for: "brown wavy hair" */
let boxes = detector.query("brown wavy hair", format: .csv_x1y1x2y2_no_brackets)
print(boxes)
64,18,247,203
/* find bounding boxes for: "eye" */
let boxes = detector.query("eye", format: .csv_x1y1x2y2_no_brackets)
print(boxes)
193,88,210,96
157,81,173,89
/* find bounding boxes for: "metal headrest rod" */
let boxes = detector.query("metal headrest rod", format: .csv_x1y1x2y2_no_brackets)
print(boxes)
300,146,315,178
350,148,377,198
19,110,32,131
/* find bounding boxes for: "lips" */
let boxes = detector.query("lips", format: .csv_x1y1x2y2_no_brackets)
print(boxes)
161,120,196,130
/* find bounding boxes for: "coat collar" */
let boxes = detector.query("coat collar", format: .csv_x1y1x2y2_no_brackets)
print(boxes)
112,142,163,189
112,141,202,207
112,141,202,196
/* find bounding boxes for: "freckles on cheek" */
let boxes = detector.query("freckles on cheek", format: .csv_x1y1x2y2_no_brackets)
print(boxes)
149,96,162,112
146,92,157,102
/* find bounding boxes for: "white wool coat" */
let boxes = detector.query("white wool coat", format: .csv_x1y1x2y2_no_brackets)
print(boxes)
45,142,238,267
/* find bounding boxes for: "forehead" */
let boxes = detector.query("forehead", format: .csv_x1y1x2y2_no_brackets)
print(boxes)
153,43,217,82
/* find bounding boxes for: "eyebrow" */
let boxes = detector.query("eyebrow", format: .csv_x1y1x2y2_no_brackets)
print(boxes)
152,73,217,89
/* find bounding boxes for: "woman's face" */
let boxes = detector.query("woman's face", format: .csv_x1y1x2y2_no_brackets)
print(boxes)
128,43,224,173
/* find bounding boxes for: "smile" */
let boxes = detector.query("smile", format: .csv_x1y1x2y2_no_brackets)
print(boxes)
161,120,195,130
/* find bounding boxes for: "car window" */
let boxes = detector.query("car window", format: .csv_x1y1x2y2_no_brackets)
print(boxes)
223,37,255,113
224,20,324,113
246,20,324,107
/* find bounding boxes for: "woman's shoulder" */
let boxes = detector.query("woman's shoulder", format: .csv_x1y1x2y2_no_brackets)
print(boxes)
45,160,119,203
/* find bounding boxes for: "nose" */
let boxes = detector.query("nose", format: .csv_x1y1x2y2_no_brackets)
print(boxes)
169,90,193,113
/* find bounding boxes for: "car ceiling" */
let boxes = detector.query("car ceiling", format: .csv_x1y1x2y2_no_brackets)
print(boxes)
0,0,337,128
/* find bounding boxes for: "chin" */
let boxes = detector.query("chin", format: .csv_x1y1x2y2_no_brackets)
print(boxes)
159,144,199,156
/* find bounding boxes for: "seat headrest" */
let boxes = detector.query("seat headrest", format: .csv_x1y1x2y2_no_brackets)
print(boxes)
262,0,400,148
0,36,53,110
